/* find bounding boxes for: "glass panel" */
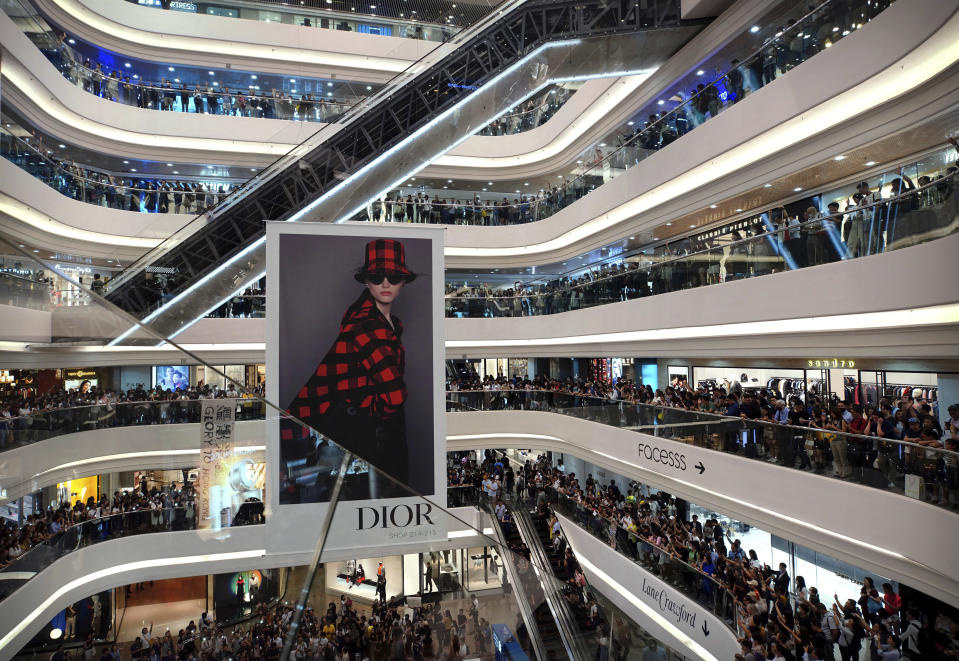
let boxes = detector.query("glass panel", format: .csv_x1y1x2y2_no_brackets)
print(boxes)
445,390,959,514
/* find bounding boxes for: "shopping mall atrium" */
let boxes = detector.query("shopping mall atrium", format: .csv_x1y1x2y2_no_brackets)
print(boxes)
0,0,957,658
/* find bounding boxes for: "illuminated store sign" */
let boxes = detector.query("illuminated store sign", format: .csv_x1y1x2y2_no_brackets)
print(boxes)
806,358,856,368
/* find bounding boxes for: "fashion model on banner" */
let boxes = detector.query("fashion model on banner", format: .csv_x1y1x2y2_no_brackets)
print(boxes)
284,239,417,497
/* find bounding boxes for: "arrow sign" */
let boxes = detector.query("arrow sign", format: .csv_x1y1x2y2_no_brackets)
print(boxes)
695,461,705,475
702,622,710,637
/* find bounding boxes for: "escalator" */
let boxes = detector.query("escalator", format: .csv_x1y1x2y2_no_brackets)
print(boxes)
504,497,593,660
100,0,699,342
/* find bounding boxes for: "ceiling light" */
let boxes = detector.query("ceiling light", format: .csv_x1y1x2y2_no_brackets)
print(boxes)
289,79,296,83
68,39,75,44
865,161,876,166
629,236,635,240
124,63,131,68
209,71,215,75
834,155,845,161
599,143,606,147
709,204,717,209
251,75,257,80
627,121,634,126
327,82,333,87
696,70,704,76
557,175,563,178
168,67,175,72
130,169,137,172
750,25,760,33
735,208,743,212
327,92,333,96
657,100,664,105
107,260,114,263
523,182,529,186
17,244,24,248
174,78,180,83
665,222,672,226
366,86,372,90
173,171,179,174
690,224,696,228
482,188,487,191
487,182,493,185
123,160,129,164
251,168,257,172
447,179,452,183
166,163,173,167
50,628,63,640
58,144,65,148
443,186,448,189
793,187,803,192
32,249,40,253
763,183,772,188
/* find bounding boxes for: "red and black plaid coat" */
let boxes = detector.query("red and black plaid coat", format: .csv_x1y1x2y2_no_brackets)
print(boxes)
283,290,406,441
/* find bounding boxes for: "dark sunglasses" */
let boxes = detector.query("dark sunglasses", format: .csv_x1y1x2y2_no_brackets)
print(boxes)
365,272,405,285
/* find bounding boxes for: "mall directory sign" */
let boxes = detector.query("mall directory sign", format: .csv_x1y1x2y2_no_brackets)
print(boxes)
266,222,446,554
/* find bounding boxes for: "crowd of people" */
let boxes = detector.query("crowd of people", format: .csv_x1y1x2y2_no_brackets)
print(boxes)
42,33,356,123
2,128,241,214
478,86,573,137
0,479,196,571
119,592,497,661
0,381,265,448
446,374,959,505
501,452,958,661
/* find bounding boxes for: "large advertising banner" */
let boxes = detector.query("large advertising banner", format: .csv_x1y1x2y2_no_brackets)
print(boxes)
266,223,446,553
197,398,235,529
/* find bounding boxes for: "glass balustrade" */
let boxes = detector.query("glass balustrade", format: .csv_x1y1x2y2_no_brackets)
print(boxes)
120,0,479,44
446,390,959,513
0,399,266,451
3,391,954,514
196,174,959,318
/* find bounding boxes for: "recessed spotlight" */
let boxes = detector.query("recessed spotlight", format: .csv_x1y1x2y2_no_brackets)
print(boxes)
557,175,563,178
487,182,493,185
130,169,137,172
172,171,179,174
123,160,129,164
523,182,529,186
251,75,257,80
629,236,635,240
132,74,139,79
657,100,664,105
168,66,175,72
443,186,448,189
865,160,876,166
447,179,452,183
763,183,772,188
58,144,65,148
366,86,372,90
411,178,416,181
709,204,717,209
174,78,180,83
251,168,257,172
750,25,760,33
690,224,696,228
124,63,131,68
209,71,215,75
327,82,333,87
166,163,173,167
107,260,114,263
833,155,845,161
665,222,672,226
327,92,332,96
696,70,704,76
793,187,803,192
735,208,743,212
32,249,40,253
627,121,634,126
482,188,487,191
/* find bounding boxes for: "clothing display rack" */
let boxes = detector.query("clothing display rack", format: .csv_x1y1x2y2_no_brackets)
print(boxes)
765,377,823,401
884,384,938,401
